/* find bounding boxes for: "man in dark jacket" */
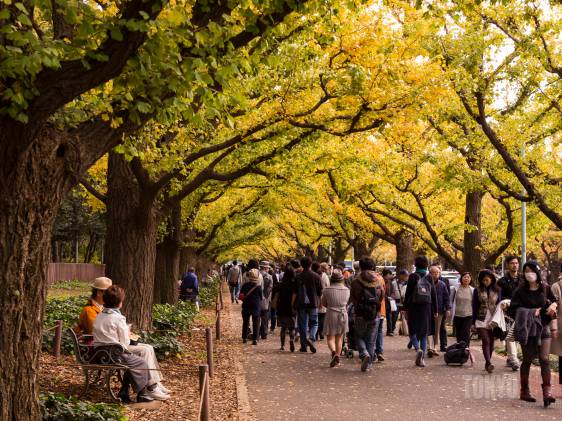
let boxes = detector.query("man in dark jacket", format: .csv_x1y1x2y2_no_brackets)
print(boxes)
295,257,323,353
350,257,384,372
180,267,199,305
428,264,450,356
497,255,522,370
405,256,438,367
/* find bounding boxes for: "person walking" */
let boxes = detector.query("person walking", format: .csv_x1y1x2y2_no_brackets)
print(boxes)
451,272,474,346
350,257,384,372
321,269,350,367
275,264,298,352
383,269,399,337
317,262,331,340
396,269,409,337
550,266,562,393
240,269,263,345
295,257,323,353
227,261,242,303
472,269,501,373
427,264,450,356
509,261,558,407
269,265,280,334
405,256,437,367
259,261,273,340
497,255,522,370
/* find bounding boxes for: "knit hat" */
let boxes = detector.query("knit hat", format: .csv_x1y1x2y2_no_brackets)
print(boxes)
331,269,344,283
90,277,112,290
247,269,260,282
259,260,271,269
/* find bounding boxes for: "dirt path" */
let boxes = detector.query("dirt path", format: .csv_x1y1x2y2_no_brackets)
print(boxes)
229,304,561,421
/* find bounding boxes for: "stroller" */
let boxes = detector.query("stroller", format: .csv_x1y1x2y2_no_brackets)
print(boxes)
342,304,357,358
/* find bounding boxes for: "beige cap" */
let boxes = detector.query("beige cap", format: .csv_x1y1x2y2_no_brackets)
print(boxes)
90,276,112,290
247,269,260,281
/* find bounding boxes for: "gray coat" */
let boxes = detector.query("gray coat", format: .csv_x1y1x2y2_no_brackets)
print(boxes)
260,271,273,311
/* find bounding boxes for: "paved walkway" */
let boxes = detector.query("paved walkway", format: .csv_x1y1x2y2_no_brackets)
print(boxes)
231,304,561,420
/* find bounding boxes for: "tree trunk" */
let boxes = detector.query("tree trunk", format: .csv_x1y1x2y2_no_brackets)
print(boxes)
179,246,193,276
104,152,158,331
0,126,75,420
463,191,484,278
332,237,348,264
153,204,181,305
395,230,414,272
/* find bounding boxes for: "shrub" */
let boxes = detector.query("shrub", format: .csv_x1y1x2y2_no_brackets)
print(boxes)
43,296,89,355
152,300,197,332
138,331,183,361
40,393,127,421
198,276,221,309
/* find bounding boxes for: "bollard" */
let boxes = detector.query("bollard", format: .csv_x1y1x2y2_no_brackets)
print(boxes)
53,320,63,358
215,311,221,340
205,327,214,378
198,364,210,421
219,286,224,310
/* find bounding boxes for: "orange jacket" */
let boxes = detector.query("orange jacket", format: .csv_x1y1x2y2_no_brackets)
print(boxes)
75,299,102,335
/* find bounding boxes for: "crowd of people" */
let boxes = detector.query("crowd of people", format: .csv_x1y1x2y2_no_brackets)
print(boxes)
224,255,562,408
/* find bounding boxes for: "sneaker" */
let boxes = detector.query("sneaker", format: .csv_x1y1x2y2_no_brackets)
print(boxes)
485,363,494,373
415,350,424,367
420,355,426,367
145,388,170,401
136,393,154,403
432,350,440,357
361,355,370,372
280,346,285,351
376,354,385,362
299,347,307,353
307,340,317,354
511,361,520,371
157,383,171,394
290,341,295,352
252,340,258,345
426,349,434,358
407,341,413,350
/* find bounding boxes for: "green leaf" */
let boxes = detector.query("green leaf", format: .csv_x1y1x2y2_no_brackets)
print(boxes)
110,28,123,41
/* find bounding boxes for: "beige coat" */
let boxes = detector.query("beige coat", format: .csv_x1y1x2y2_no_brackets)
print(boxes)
550,280,562,356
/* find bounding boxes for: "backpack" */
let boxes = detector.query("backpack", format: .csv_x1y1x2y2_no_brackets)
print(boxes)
444,342,470,365
412,275,432,304
355,285,382,321
227,266,241,286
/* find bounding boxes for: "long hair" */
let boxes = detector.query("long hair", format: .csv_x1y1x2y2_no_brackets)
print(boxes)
521,261,544,293
477,269,498,292
282,264,296,284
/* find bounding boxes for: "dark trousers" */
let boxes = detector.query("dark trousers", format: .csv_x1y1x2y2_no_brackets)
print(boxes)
120,352,149,393
270,308,277,331
259,309,269,339
242,310,259,342
439,313,448,350
385,307,399,335
317,312,325,339
453,316,472,347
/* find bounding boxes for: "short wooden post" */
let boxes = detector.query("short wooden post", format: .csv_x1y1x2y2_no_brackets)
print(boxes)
205,327,214,378
219,286,224,310
53,320,63,358
215,311,221,340
198,364,210,421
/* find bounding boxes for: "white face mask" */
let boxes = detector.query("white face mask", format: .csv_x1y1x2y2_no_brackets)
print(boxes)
525,272,538,283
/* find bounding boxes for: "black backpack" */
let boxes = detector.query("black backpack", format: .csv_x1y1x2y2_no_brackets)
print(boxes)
412,275,432,304
355,285,381,321
444,342,470,365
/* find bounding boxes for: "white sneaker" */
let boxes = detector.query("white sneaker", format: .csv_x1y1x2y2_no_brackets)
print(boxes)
146,388,170,401
157,383,171,394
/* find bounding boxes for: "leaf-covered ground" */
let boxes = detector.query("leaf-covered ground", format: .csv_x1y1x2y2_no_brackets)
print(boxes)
39,294,240,420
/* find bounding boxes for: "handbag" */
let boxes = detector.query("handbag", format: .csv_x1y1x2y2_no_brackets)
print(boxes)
390,298,398,312
239,284,259,302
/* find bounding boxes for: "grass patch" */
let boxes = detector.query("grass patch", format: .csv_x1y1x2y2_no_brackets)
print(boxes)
48,280,90,299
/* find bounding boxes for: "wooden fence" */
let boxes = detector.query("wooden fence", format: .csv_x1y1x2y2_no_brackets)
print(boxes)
47,263,105,285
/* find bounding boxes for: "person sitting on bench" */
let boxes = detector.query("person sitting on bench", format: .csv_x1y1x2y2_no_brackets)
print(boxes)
74,277,112,337
93,285,170,403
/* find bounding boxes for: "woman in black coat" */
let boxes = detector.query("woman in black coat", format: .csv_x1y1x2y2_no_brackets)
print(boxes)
508,261,557,407
240,269,263,345
274,264,298,352
404,257,437,367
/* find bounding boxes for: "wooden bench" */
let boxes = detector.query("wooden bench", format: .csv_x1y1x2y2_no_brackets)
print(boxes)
67,328,129,401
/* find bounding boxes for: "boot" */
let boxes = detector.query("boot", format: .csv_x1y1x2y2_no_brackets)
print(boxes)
519,373,536,402
542,370,556,408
